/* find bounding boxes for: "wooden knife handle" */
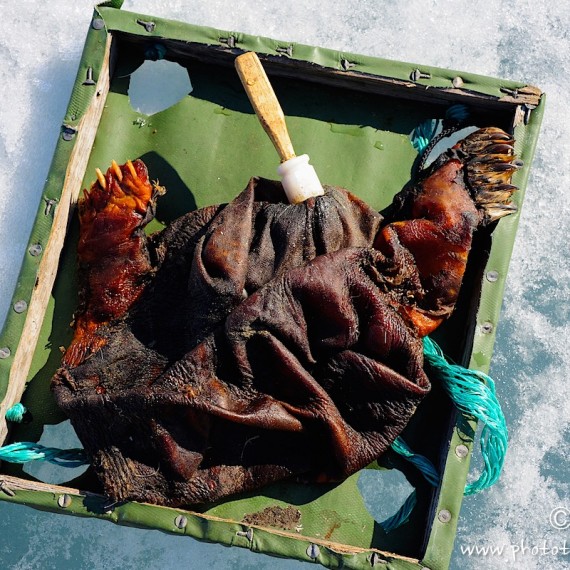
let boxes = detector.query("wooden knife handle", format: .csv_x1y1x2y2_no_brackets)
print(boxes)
235,52,296,162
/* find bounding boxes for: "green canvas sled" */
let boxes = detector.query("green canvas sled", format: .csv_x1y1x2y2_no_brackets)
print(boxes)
0,1,544,569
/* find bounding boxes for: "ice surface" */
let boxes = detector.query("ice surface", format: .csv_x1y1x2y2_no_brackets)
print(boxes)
128,59,193,115
1,1,569,569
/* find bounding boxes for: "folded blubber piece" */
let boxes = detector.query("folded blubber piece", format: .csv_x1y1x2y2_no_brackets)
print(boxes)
52,128,519,506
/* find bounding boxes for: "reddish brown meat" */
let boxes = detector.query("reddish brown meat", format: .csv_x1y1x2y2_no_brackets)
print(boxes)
51,127,518,506
63,159,162,368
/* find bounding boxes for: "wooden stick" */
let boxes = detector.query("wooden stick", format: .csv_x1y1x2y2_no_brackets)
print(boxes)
235,52,296,162
0,34,114,446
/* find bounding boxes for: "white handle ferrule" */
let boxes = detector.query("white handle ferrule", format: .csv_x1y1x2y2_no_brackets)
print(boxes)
277,155,325,204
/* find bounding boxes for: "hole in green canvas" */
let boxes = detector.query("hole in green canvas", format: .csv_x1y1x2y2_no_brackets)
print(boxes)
357,467,415,523
128,59,193,115
22,420,88,484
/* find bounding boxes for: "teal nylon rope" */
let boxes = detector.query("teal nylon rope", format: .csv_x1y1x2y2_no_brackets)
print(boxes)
422,336,508,495
0,442,88,468
410,103,470,155
411,119,439,154
390,437,441,487
5,403,27,423
380,438,441,533
380,490,418,533
389,336,508,495
382,335,508,531
3,404,87,467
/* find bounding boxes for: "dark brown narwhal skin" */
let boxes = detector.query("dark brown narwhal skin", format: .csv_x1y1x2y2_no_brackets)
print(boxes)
52,127,518,506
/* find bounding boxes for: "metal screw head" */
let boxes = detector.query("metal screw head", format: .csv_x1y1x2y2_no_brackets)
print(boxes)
175,515,188,529
452,76,464,88
44,198,57,215
235,528,253,541
13,300,27,314
83,67,96,86
0,347,10,359
29,244,43,257
410,68,431,81
306,543,320,559
481,321,494,334
486,270,499,282
0,480,15,497
437,509,452,523
92,18,105,30
455,444,469,458
369,552,388,566
57,494,72,508
276,45,293,57
523,103,536,125
219,35,236,48
136,19,156,33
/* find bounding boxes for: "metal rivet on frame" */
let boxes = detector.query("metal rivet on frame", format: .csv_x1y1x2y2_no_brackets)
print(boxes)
13,300,27,314
101,499,116,515
61,126,76,141
44,198,57,215
0,479,15,497
452,76,464,88
219,35,236,48
175,515,188,529
0,347,10,359
276,45,293,57
437,509,452,524
455,444,469,458
486,270,499,282
57,494,72,508
481,321,494,334
306,543,320,559
28,244,43,257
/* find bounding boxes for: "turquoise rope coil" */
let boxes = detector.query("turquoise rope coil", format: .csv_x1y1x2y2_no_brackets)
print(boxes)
422,336,508,495
382,336,508,531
